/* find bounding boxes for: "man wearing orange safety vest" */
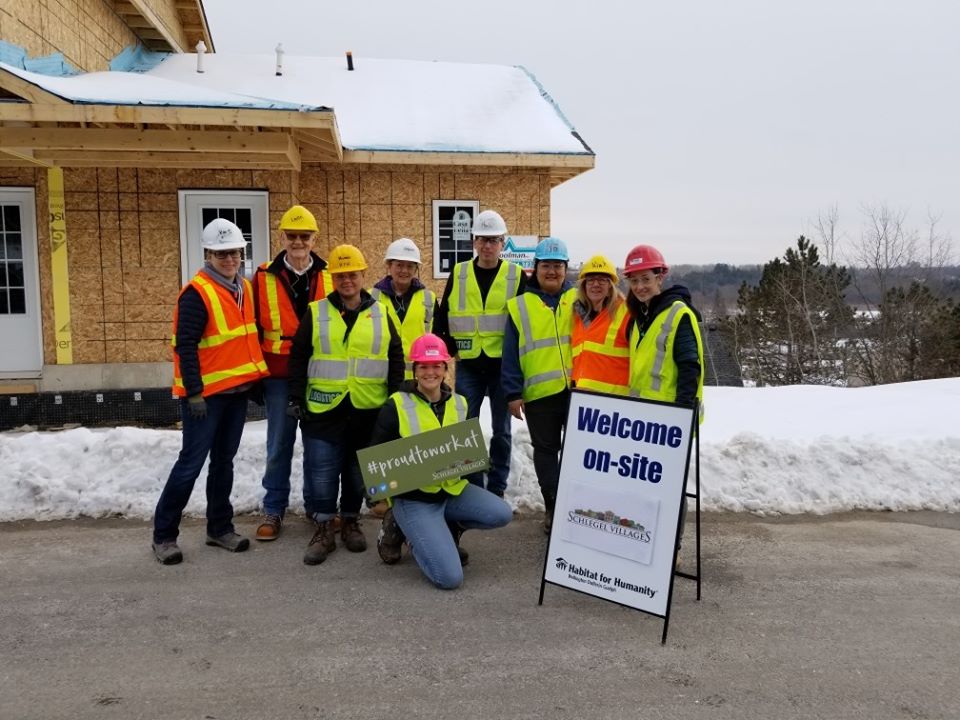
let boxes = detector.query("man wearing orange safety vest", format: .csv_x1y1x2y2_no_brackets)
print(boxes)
251,205,333,541
152,218,268,565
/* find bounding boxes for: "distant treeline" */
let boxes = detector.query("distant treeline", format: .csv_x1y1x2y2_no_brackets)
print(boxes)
566,262,960,314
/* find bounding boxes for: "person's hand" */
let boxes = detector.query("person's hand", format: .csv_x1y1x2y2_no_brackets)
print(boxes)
285,402,301,420
508,398,525,420
248,382,265,406
187,394,207,419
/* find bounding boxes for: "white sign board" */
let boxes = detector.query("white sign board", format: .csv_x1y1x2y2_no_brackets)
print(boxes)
544,390,695,616
500,236,539,273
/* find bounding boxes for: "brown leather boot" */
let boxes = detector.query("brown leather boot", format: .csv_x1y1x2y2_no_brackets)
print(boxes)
303,520,336,565
340,517,367,553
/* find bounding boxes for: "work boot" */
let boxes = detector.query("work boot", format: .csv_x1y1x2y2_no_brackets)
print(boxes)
205,532,250,553
448,522,469,566
303,520,336,565
376,508,404,565
255,514,282,541
340,517,367,553
152,541,183,565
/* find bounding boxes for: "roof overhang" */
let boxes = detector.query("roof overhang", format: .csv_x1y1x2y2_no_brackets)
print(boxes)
0,67,593,183
0,66,340,170
111,0,215,54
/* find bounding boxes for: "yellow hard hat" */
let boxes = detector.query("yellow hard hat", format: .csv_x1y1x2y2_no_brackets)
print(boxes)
327,244,368,274
579,254,619,283
278,205,319,233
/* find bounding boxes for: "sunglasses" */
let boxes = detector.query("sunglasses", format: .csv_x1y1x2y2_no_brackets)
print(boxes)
211,249,242,259
475,236,504,245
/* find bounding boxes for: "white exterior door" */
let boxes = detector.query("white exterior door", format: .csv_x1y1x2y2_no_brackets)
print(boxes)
0,188,42,377
178,190,270,284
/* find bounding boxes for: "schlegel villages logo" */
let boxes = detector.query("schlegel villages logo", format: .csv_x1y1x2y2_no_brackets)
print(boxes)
553,557,657,598
566,507,653,544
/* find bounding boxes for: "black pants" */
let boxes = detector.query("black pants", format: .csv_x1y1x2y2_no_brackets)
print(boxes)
524,390,570,511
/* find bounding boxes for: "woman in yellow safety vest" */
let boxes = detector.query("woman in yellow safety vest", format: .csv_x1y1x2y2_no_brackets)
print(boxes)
502,238,577,534
372,333,512,589
570,255,630,397
369,237,439,380
622,244,704,414
287,244,405,567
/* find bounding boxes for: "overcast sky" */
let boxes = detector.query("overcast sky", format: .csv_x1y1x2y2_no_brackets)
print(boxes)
204,0,959,266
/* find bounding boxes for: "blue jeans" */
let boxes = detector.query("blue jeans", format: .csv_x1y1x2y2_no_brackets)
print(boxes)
153,392,248,544
455,361,512,494
260,377,307,517
392,484,513,589
302,431,364,522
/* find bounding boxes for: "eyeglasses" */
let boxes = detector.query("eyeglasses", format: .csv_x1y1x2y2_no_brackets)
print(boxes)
211,249,242,259
627,274,660,287
284,232,313,243
475,236,504,245
584,276,611,286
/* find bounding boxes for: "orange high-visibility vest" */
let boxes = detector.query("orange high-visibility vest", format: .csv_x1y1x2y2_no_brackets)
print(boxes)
172,273,268,398
571,299,630,396
255,263,333,356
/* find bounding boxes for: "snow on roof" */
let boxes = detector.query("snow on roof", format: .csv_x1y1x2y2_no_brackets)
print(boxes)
0,61,309,111
2,54,592,156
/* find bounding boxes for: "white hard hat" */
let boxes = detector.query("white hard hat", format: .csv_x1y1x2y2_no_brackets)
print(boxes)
472,209,507,237
384,237,422,264
201,218,247,250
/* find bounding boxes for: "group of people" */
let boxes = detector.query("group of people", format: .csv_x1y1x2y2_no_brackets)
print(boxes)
151,204,704,590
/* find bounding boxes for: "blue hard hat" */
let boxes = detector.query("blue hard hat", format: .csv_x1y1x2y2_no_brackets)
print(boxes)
534,237,569,262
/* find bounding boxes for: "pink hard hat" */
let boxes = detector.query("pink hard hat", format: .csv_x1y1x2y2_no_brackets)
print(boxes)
409,333,452,364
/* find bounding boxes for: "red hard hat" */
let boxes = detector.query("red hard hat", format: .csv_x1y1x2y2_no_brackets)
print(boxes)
409,333,451,364
623,244,668,275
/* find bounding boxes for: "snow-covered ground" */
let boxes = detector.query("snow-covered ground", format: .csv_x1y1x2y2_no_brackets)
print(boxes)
2,379,958,522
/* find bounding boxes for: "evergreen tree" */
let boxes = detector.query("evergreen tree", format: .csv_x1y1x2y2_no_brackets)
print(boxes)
727,236,853,385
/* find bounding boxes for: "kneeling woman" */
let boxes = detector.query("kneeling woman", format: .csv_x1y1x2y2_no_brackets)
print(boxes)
371,333,512,589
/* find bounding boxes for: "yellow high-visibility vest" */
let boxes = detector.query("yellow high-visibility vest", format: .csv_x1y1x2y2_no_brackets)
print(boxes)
628,300,705,422
393,390,470,495
506,288,577,402
304,299,390,413
447,261,522,359
371,286,436,379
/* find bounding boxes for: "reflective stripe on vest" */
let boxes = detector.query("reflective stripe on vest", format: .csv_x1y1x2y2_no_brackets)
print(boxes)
506,288,575,402
628,301,705,422
305,300,390,413
256,264,332,356
371,286,436,379
571,300,630,396
172,274,268,397
448,261,521,359
393,390,470,495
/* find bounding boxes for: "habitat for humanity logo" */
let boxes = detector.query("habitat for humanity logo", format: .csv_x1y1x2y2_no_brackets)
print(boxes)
567,508,653,543
553,557,657,599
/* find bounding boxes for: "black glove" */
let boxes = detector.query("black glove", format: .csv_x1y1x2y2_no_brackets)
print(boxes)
248,381,265,406
285,402,301,420
187,394,207,419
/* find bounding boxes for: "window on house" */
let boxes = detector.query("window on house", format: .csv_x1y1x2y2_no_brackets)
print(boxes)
178,190,269,283
432,200,479,279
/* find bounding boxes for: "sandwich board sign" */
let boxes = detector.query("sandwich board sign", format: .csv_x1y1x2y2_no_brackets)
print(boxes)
539,389,698,642
358,418,489,502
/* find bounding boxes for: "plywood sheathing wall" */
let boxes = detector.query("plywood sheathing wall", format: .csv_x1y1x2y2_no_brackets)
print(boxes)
0,164,551,366
0,0,139,73
299,162,551,291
